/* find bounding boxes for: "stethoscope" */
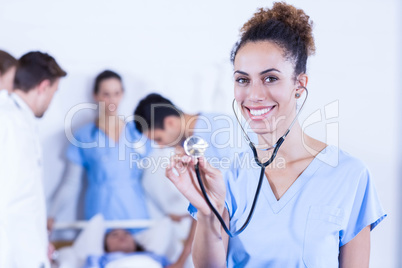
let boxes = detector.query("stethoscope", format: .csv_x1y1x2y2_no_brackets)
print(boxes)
183,87,308,237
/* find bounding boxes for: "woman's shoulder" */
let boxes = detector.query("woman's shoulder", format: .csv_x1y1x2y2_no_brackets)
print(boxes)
69,122,97,143
301,135,368,174
315,145,371,187
74,122,96,134
319,145,368,171
124,120,142,136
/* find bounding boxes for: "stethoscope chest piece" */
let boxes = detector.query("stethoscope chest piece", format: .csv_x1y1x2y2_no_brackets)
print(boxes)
184,136,209,158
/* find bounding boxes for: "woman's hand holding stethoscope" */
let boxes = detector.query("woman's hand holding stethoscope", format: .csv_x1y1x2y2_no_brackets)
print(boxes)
165,146,226,217
166,88,309,237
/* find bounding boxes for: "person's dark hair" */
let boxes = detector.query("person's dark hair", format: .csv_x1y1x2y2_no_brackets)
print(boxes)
134,93,182,134
103,230,145,253
0,50,17,75
13,51,67,92
93,70,123,95
230,2,315,78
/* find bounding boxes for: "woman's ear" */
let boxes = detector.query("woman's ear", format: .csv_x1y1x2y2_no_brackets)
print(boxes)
297,73,308,88
295,73,308,97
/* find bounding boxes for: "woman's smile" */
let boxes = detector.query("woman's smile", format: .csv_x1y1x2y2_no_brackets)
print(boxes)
244,104,276,120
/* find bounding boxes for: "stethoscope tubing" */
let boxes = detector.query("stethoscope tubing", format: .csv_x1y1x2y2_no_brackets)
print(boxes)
195,162,265,237
194,136,283,237
194,87,308,237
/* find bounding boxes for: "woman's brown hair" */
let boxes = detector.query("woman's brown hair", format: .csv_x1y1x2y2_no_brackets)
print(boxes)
231,2,315,77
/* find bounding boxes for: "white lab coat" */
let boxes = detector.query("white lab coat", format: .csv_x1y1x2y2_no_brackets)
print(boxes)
0,90,49,268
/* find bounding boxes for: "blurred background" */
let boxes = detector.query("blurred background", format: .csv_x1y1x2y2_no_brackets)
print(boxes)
0,0,400,267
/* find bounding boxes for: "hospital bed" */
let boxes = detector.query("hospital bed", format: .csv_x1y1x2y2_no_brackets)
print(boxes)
51,215,184,268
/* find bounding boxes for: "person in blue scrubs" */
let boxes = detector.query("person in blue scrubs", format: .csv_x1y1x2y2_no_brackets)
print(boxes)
165,2,386,267
50,70,150,228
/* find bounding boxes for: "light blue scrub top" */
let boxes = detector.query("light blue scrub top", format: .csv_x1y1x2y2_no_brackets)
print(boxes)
190,145,386,267
66,121,150,223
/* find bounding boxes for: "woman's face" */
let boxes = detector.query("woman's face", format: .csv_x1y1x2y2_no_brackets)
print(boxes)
233,41,305,135
94,78,124,115
105,229,136,253
0,66,16,93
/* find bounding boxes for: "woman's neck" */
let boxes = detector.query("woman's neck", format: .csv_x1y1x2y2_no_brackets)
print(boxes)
255,122,320,165
96,112,124,140
98,113,117,126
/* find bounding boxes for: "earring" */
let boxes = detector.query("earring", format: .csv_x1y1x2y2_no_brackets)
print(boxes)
295,92,301,98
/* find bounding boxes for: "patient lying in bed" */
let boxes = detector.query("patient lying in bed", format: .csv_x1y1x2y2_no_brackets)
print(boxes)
84,229,170,268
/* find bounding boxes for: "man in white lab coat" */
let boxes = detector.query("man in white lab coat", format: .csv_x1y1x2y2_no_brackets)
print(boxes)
0,51,67,268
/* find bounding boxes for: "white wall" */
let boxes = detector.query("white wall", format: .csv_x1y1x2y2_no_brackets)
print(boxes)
0,0,400,267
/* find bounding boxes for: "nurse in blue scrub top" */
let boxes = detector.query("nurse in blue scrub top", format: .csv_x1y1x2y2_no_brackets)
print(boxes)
50,70,150,228
165,2,386,267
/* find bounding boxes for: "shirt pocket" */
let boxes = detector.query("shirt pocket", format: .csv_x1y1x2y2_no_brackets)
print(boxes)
303,205,344,268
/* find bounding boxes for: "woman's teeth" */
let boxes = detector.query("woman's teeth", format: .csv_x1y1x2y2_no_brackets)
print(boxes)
249,107,272,116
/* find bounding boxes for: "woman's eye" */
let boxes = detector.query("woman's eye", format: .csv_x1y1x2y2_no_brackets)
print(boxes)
236,77,249,84
264,76,278,83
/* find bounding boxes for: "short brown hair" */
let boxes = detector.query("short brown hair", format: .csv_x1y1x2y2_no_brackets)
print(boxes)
0,50,17,75
14,51,67,92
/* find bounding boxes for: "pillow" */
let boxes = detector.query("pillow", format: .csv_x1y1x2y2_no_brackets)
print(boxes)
57,215,178,267
72,214,105,266
134,217,179,261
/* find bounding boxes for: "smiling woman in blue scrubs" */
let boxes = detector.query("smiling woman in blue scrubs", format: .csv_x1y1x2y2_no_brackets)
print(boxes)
166,2,386,267
50,70,150,229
